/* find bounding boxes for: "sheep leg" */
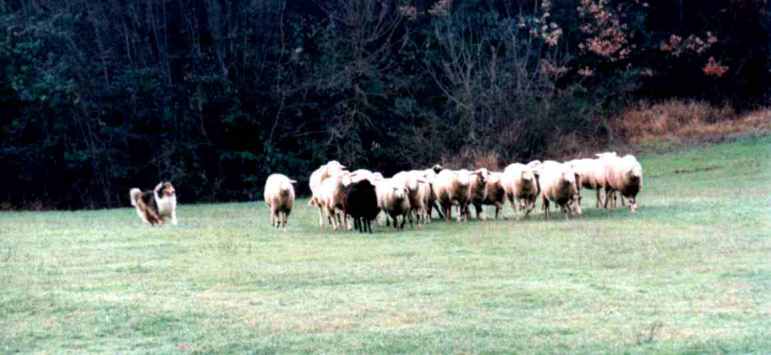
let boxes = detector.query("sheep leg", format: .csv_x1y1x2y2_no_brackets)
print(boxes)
327,212,335,229
542,197,550,219
596,189,602,209
523,198,534,219
474,203,483,220
431,202,443,220
399,214,407,229
328,208,338,230
442,203,451,222
506,193,516,220
494,202,501,219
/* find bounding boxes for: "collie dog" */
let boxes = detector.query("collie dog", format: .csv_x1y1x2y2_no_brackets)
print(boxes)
129,182,177,225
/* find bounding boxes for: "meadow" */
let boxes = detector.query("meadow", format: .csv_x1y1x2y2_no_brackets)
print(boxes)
1,136,769,354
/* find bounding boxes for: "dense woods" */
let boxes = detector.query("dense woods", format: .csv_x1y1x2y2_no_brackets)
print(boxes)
0,0,767,209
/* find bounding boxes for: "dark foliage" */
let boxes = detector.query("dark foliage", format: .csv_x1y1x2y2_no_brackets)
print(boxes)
0,0,766,209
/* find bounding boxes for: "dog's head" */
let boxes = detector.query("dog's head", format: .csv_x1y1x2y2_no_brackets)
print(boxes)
160,182,176,197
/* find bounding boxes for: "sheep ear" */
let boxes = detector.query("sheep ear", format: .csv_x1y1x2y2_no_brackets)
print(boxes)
289,179,298,184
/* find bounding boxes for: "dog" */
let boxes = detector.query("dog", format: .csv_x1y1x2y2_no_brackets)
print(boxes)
129,181,177,225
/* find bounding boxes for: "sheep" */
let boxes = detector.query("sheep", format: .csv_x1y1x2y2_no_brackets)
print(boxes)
342,179,380,233
501,163,540,218
375,179,412,229
393,170,432,227
418,165,445,220
465,168,490,220
309,160,347,227
594,152,629,208
602,154,643,212
526,160,542,170
414,178,434,223
470,171,505,220
433,169,465,222
567,158,609,208
537,160,582,219
263,174,297,230
350,169,384,184
316,171,352,230
433,169,487,222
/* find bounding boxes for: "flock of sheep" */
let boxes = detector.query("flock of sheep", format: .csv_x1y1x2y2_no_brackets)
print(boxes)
264,152,644,233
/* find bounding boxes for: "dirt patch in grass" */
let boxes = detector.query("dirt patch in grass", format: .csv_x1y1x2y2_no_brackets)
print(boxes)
673,165,721,174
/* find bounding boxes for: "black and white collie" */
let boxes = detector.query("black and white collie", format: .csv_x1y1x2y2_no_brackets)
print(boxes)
129,182,177,225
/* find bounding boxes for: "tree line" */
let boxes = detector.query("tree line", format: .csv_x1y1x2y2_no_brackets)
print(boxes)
0,0,767,209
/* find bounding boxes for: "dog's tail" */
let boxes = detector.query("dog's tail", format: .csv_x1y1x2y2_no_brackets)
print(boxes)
130,188,142,207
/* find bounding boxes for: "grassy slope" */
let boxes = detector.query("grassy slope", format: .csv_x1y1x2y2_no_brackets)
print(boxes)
1,136,769,354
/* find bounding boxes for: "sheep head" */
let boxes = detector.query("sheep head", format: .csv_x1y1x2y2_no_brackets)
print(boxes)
521,169,535,182
472,168,489,187
391,186,408,200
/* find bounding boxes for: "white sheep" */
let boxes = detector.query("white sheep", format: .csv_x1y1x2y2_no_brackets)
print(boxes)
537,160,582,219
375,178,412,229
316,171,352,230
526,160,542,170
418,165,444,220
350,169,384,184
309,160,347,226
501,163,540,218
602,154,643,212
415,178,434,223
433,169,486,222
470,171,505,220
567,158,608,208
465,168,489,220
393,170,433,227
263,174,297,230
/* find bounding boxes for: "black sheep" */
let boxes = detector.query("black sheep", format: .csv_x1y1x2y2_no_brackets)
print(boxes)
342,179,380,233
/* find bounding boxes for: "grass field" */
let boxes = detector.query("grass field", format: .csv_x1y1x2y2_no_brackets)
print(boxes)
1,136,770,354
